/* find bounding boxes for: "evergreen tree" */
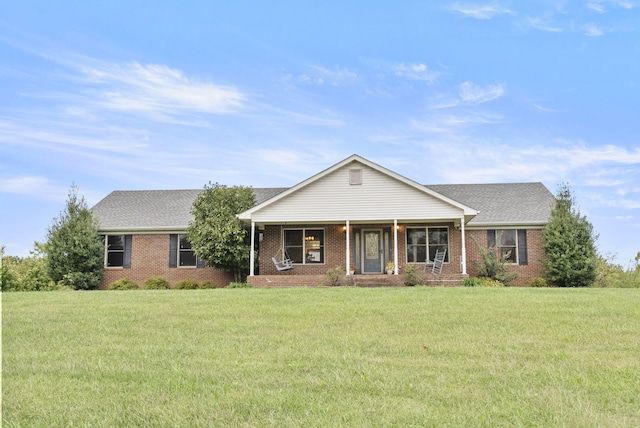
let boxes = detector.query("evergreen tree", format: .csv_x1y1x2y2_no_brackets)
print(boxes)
543,183,598,287
46,185,104,290
187,183,256,283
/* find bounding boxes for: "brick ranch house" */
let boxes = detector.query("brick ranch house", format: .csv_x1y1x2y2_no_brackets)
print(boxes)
91,154,556,288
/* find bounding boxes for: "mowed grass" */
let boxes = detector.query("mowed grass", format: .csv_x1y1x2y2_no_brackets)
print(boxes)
3,288,639,427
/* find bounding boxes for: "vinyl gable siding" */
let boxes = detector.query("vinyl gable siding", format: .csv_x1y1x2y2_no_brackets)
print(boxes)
250,162,464,223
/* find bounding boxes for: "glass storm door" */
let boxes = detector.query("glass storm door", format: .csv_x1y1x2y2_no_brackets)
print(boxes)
363,230,383,273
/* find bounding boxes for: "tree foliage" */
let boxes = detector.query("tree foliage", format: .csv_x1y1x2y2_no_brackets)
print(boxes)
542,183,598,287
593,252,640,288
1,243,55,291
46,185,104,290
187,183,256,283
473,245,519,285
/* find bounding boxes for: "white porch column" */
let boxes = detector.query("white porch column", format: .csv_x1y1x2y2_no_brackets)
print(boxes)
345,220,351,275
249,221,255,276
460,217,467,275
393,219,398,275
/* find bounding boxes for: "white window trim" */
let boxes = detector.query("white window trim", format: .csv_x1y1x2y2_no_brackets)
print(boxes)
104,234,125,268
283,227,326,265
493,229,519,265
177,233,197,268
405,226,450,264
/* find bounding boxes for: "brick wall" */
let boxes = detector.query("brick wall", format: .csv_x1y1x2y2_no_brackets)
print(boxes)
465,229,546,286
99,234,234,289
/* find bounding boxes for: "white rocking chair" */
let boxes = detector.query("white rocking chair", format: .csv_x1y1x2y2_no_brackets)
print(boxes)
272,248,293,271
431,249,446,275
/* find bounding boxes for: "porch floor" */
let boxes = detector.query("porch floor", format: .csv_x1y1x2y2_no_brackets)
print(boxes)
248,273,467,288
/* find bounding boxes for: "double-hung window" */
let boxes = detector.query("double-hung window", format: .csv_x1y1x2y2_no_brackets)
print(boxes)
494,230,517,263
284,229,324,264
102,234,132,268
488,230,528,265
169,234,202,268
178,234,197,267
406,227,449,263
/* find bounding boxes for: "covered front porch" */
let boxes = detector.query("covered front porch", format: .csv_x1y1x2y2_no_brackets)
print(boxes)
247,219,470,284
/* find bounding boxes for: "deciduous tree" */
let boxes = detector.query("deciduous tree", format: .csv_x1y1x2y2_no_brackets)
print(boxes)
187,183,256,283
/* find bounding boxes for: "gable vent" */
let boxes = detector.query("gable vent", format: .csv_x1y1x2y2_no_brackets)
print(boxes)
350,168,362,185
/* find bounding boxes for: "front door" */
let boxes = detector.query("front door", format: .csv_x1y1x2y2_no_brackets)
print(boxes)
363,230,383,273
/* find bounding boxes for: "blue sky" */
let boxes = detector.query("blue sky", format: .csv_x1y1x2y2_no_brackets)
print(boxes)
1,1,639,267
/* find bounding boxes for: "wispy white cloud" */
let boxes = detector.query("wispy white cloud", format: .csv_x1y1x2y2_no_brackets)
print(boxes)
292,65,358,86
525,1,635,35
428,81,505,110
458,81,505,104
8,42,247,123
592,194,640,209
411,112,503,133
588,2,607,13
588,0,634,13
261,106,345,126
423,140,640,192
526,17,563,32
0,175,68,201
78,61,245,117
0,117,150,153
582,22,605,36
530,102,563,113
393,63,440,82
447,3,515,19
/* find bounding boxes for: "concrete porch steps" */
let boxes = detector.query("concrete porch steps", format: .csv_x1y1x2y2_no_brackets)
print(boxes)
423,273,468,287
350,274,403,287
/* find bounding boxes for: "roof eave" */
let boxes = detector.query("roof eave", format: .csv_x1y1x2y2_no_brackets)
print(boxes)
97,226,188,234
466,221,548,229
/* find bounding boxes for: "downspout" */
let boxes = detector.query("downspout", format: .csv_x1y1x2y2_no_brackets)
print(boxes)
393,219,398,275
460,217,467,275
345,220,350,275
249,220,255,276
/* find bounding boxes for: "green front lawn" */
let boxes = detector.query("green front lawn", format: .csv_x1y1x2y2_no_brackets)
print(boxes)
3,288,639,427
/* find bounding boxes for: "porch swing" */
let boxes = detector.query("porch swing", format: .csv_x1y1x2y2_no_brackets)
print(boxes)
272,248,294,271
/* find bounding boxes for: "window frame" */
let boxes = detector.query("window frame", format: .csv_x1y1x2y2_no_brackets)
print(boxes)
102,234,131,268
283,228,325,265
405,226,450,264
489,229,520,265
177,234,197,267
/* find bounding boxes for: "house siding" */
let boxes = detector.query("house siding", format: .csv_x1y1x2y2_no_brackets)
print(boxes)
251,163,464,223
99,234,234,289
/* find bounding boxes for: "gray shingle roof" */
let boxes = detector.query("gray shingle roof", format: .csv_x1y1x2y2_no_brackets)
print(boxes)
425,182,555,226
92,183,554,231
92,188,287,231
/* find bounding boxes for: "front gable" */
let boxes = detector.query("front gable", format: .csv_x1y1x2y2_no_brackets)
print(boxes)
239,155,477,224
